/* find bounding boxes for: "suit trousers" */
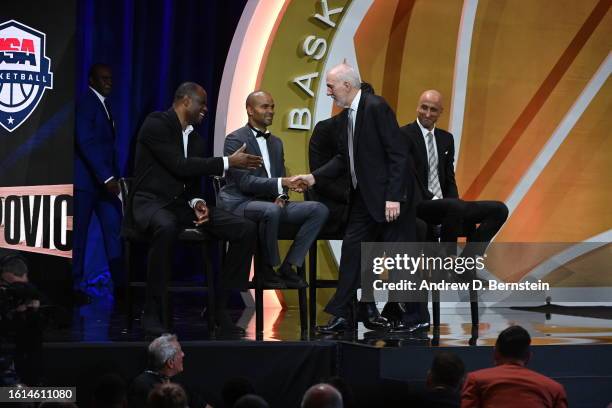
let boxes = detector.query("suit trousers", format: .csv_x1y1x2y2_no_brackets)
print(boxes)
146,201,256,300
242,200,329,268
73,188,124,290
417,198,508,256
325,188,415,318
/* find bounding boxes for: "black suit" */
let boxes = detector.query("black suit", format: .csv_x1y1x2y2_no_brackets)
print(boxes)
308,115,350,236
402,120,508,256
313,92,415,318
131,109,256,306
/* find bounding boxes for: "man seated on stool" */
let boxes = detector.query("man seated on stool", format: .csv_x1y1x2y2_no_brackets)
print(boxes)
218,91,329,289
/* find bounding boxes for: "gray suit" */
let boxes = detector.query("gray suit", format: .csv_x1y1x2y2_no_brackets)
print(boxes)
218,125,328,267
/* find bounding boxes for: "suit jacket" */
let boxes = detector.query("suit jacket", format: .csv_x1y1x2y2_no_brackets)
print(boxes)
308,115,350,234
218,125,286,215
401,121,459,200
74,88,118,192
131,109,224,230
461,364,568,408
313,92,410,223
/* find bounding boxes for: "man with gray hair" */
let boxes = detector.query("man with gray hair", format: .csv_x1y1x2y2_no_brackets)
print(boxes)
293,63,416,334
128,334,185,408
301,383,343,408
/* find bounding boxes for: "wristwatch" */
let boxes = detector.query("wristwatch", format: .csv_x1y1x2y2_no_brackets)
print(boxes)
277,193,289,201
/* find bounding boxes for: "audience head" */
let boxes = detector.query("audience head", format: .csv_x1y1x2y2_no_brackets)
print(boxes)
360,82,375,95
0,250,29,284
495,325,532,365
88,63,113,97
222,377,256,408
326,63,361,108
323,377,354,408
173,82,208,126
91,373,127,408
233,394,270,408
148,383,188,408
427,351,465,391
148,334,185,377
246,91,275,130
301,383,343,408
416,89,443,130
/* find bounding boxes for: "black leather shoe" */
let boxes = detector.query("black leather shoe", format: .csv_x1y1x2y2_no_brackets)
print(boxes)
215,309,246,335
316,315,352,334
261,274,287,289
278,264,308,289
357,302,390,331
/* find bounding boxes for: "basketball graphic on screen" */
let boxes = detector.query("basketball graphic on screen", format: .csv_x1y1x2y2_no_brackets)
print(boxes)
0,83,38,109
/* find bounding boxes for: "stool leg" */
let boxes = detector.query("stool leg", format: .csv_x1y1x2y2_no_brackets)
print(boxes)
125,239,133,329
298,265,307,337
470,289,479,325
203,243,215,335
432,289,441,328
308,243,317,330
254,249,264,339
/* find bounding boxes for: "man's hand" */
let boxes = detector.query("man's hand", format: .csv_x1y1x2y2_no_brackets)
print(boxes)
193,201,209,225
385,201,400,222
105,179,120,195
289,174,315,192
274,196,286,208
281,177,309,192
228,143,263,170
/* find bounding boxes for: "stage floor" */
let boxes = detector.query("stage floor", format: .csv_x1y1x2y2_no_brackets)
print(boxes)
44,291,612,346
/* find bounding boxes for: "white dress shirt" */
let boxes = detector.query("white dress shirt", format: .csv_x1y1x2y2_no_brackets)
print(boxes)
250,127,283,195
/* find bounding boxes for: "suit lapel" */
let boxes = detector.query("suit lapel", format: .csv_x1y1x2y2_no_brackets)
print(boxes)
245,126,263,158
435,131,445,175
412,122,428,173
353,93,366,153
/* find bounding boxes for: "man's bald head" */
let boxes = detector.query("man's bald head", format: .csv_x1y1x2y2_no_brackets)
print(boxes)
301,383,343,408
416,89,444,130
246,90,275,130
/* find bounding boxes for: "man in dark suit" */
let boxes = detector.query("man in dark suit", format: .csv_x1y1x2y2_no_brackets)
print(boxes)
294,63,416,333
402,90,508,268
131,82,262,334
218,91,328,289
73,63,124,305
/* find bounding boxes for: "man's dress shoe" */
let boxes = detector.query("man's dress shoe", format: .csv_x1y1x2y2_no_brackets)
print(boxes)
278,264,308,289
316,315,352,334
357,302,390,331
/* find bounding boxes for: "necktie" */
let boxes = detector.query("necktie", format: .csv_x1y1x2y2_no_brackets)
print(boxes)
426,132,442,198
347,108,357,188
104,99,115,132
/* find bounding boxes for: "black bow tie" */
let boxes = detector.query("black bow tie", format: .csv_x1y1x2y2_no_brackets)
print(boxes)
250,125,269,139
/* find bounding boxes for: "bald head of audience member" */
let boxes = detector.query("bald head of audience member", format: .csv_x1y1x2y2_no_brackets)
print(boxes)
233,394,270,408
301,383,343,408
147,383,188,408
416,89,444,131
326,63,361,108
495,325,532,366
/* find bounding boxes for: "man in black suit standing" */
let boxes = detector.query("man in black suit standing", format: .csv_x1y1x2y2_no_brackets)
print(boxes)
218,91,328,289
402,89,508,270
295,63,416,334
131,82,262,334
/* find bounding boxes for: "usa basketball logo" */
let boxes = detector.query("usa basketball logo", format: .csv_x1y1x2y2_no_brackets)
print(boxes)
0,20,53,132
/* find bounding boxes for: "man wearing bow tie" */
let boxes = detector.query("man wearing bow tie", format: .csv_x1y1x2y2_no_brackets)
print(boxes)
218,91,329,289
403,90,509,269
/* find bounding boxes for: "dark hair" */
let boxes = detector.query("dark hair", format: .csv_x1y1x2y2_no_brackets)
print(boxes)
92,373,127,408
174,82,201,102
496,325,531,360
148,383,188,408
233,394,269,408
360,82,375,94
88,63,111,79
429,351,465,389
222,377,255,407
0,250,28,278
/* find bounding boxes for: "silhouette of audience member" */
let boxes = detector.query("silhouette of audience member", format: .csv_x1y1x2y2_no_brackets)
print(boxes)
92,373,127,408
301,383,343,408
222,377,256,408
462,325,568,408
148,382,188,408
233,394,270,408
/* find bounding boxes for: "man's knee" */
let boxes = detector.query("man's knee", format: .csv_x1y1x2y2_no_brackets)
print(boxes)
310,201,329,220
495,202,509,222
262,203,281,220
151,220,179,241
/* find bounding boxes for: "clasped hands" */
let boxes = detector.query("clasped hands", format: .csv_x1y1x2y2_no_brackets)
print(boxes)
283,174,315,193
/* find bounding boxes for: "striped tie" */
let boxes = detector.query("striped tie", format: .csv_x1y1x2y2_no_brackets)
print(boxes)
426,132,442,198
347,108,357,188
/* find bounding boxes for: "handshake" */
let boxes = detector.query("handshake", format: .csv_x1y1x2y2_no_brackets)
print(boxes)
282,174,316,193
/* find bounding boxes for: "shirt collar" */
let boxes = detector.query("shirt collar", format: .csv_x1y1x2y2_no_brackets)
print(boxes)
348,89,361,112
416,117,435,137
89,86,106,104
249,125,270,137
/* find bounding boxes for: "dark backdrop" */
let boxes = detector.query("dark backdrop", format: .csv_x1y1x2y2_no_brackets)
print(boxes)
77,0,248,287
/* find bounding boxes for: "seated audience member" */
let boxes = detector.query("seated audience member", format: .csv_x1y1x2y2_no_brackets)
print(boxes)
301,383,343,408
218,90,328,289
323,377,354,408
222,377,256,408
148,383,188,408
128,334,184,408
233,394,270,408
91,373,128,408
461,325,568,408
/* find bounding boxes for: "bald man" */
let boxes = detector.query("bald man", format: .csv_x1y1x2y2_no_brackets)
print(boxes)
301,383,343,408
218,91,329,289
401,90,508,280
